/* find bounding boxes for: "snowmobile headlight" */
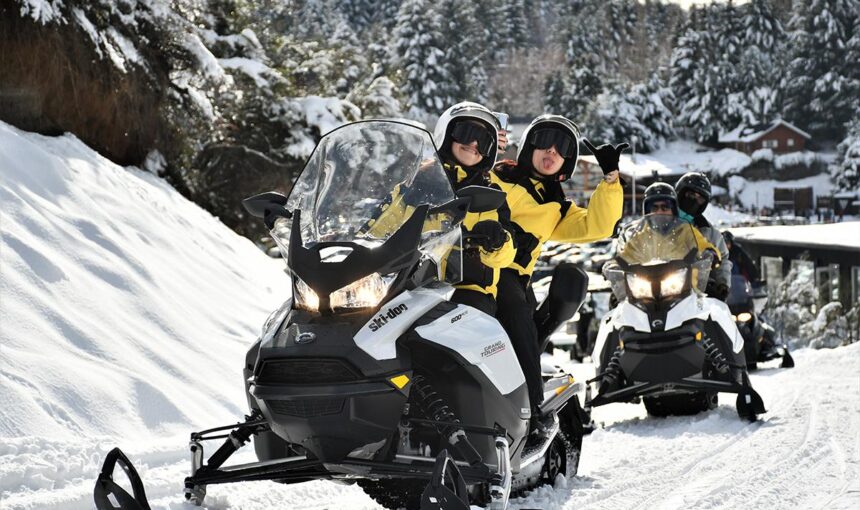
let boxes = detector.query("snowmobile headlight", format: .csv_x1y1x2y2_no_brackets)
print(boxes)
660,269,687,297
293,277,320,311
736,312,752,322
329,272,397,309
626,274,653,300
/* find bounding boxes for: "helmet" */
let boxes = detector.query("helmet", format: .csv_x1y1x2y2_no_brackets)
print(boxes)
675,172,712,216
722,230,735,244
642,182,678,215
434,102,500,173
517,114,580,181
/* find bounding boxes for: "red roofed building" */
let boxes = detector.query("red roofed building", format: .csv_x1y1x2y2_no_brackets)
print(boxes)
718,120,811,155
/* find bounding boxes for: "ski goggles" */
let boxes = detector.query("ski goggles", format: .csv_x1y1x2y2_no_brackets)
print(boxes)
529,128,576,158
681,189,707,204
450,121,495,157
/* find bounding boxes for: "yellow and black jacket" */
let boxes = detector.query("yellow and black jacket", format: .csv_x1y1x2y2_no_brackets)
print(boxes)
360,164,516,297
493,162,623,278
444,163,516,297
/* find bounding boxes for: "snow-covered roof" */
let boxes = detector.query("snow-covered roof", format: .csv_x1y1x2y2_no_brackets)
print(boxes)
719,120,812,144
612,140,751,179
729,222,860,250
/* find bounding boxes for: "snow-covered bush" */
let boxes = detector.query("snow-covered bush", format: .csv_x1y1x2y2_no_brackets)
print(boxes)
763,264,817,348
764,263,858,349
751,148,774,162
799,302,853,349
830,115,860,191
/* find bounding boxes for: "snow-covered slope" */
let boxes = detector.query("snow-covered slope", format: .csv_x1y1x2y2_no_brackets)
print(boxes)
0,120,290,442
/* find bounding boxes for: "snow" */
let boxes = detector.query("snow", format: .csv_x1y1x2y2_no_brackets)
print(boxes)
729,221,860,250
618,140,751,178
0,120,289,441
218,57,278,88
702,204,755,227
727,173,838,210
2,121,859,509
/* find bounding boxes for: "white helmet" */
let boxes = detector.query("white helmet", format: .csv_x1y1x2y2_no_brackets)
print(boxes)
433,102,501,172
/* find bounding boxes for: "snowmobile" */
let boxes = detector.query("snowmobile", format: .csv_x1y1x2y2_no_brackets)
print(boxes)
587,214,766,420
726,274,793,370
94,120,591,510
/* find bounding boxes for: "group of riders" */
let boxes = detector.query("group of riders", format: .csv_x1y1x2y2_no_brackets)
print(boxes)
392,101,760,428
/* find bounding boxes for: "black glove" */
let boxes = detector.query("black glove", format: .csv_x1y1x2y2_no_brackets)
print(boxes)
465,220,508,252
583,139,630,174
706,280,729,301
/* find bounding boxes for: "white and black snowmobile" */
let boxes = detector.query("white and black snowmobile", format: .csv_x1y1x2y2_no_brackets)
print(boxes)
726,274,794,370
587,214,766,421
94,120,591,510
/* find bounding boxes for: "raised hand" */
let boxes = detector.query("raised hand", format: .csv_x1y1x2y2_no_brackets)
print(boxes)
583,139,630,175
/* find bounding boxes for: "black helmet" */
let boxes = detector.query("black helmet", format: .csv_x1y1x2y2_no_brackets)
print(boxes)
675,172,712,216
642,182,678,216
723,230,735,244
517,114,580,182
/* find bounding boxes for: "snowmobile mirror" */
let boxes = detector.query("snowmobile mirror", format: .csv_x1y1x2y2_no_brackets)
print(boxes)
242,192,292,229
93,447,152,510
456,185,506,213
535,263,589,351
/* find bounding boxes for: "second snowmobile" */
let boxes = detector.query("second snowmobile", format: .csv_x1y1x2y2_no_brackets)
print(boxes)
726,274,794,370
94,120,591,510
587,214,766,420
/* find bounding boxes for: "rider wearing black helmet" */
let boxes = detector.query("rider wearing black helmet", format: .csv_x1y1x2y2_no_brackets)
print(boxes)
641,182,679,216
492,114,624,417
723,231,759,282
675,172,732,300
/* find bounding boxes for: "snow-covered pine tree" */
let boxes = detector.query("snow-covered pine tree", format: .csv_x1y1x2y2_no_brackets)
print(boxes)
830,113,860,191
438,0,489,103
783,0,858,141
392,0,454,117
732,0,786,125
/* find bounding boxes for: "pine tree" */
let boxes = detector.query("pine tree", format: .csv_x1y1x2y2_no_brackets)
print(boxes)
783,0,858,140
830,113,860,190
392,0,454,116
732,0,786,125
438,0,489,103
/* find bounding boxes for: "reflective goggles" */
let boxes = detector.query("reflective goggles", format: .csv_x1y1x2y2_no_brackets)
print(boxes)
529,128,576,158
450,121,495,157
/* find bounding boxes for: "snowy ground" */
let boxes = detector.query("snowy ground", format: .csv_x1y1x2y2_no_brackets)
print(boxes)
2,122,858,509
3,346,857,510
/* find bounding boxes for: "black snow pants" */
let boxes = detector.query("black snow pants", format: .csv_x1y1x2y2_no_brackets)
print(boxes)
495,269,543,410
451,288,497,316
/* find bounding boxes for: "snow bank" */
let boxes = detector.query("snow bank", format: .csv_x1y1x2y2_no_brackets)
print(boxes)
0,121,290,440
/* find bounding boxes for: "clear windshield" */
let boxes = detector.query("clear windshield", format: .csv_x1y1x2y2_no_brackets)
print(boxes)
618,215,700,266
605,214,713,299
278,120,462,282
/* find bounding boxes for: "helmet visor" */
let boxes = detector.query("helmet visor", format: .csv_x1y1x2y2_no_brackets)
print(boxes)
529,128,576,158
450,121,495,157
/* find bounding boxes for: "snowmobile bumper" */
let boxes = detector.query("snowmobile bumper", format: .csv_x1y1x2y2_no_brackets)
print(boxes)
94,448,151,510
587,376,766,420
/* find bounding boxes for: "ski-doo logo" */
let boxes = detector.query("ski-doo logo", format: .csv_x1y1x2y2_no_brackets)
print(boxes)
651,319,664,329
481,340,506,358
450,311,467,323
368,304,409,332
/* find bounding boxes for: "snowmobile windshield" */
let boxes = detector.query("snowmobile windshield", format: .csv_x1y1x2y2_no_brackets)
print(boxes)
617,214,701,266
279,120,463,283
605,214,713,300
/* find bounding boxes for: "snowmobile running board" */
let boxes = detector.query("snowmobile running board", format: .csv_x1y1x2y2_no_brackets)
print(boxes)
587,377,766,419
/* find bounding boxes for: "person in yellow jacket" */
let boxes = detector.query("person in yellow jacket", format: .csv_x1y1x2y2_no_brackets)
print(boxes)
492,114,625,416
432,102,517,315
